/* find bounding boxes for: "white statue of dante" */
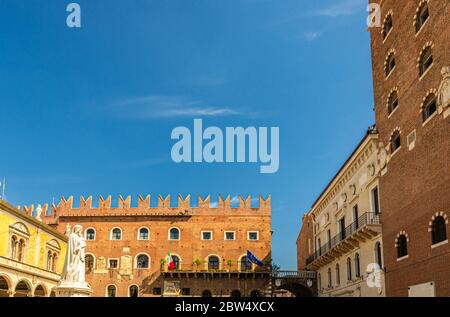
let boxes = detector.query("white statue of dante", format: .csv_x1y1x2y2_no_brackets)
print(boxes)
61,225,87,287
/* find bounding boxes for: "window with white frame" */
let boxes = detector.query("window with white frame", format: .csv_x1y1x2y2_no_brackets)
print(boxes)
201,231,213,241
138,227,149,240
108,259,119,269
85,228,96,241
111,228,122,240
224,231,235,241
169,227,180,241
248,231,259,241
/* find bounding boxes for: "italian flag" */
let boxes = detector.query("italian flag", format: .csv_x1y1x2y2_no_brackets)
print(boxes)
167,252,175,271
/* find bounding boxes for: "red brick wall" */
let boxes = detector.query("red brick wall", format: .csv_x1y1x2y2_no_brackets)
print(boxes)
369,0,450,296
44,195,272,297
296,213,313,271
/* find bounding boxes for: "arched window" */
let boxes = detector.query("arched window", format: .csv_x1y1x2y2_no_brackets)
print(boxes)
171,255,180,270
419,46,433,77
327,268,332,288
415,1,430,33
34,285,46,297
14,281,31,297
208,256,220,270
383,14,393,39
422,93,437,122
431,216,447,245
169,228,180,241
138,228,149,240
85,228,96,241
250,290,261,297
335,263,340,285
0,276,10,297
391,130,401,153
375,242,383,268
355,253,361,278
385,52,396,77
230,290,241,298
346,258,352,281
388,90,399,115
202,290,212,297
240,256,252,272
107,285,117,297
85,254,95,271
129,285,139,297
136,254,150,269
111,228,122,241
397,234,408,258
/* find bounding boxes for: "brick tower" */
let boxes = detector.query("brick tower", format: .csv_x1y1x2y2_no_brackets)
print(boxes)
368,0,450,296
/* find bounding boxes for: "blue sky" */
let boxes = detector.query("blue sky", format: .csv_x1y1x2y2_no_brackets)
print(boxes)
0,0,374,269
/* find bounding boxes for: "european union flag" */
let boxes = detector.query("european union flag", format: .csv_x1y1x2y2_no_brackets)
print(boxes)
247,250,264,267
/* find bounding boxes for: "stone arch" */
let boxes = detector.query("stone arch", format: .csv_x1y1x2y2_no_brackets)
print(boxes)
14,279,32,297
276,282,314,297
33,284,47,297
0,274,12,297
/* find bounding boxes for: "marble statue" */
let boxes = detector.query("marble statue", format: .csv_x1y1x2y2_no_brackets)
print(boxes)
61,225,87,286
35,204,43,221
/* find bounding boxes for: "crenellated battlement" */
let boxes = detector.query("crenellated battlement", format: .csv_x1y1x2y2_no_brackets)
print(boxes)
23,194,271,220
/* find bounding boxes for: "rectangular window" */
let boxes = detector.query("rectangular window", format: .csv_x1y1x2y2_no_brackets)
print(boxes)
248,231,259,241
201,231,213,241
327,230,331,250
181,288,190,296
372,187,380,215
353,204,359,229
153,288,162,295
339,217,346,240
224,231,236,241
108,259,118,269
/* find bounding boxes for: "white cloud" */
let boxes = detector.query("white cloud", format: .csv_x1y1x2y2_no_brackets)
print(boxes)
111,95,239,119
304,31,322,41
309,0,366,17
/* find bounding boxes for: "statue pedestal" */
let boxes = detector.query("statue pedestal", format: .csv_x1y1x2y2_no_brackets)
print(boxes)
54,282,93,297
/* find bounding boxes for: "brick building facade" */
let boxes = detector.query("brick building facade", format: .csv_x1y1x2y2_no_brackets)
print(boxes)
40,194,272,297
296,213,313,271
369,0,450,296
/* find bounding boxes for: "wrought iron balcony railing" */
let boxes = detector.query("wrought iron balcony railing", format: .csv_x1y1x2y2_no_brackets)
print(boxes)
306,212,380,265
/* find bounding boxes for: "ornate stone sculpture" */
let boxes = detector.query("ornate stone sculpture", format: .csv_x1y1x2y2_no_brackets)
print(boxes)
61,225,87,286
35,204,43,221
438,66,450,115
377,142,388,170
54,225,92,297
